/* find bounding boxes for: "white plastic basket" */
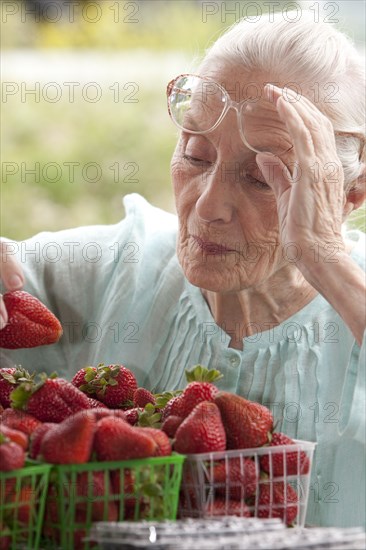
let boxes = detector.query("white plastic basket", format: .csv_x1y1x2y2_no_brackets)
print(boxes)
179,439,316,527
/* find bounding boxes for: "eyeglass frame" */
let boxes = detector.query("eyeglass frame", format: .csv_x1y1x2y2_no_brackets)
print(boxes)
167,73,366,162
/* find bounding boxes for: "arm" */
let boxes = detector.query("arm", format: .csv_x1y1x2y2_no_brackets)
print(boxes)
300,250,366,346
256,84,366,344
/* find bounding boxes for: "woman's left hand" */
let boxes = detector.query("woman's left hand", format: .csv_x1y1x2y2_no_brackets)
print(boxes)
256,83,346,274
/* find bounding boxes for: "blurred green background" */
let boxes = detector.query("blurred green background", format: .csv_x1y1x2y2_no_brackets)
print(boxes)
1,0,365,240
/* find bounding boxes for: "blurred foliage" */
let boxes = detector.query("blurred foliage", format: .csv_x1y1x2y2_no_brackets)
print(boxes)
1,0,364,239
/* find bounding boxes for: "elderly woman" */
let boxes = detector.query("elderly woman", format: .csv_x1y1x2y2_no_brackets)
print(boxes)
0,12,365,529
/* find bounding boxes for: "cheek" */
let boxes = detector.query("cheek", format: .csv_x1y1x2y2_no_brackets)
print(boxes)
171,152,199,218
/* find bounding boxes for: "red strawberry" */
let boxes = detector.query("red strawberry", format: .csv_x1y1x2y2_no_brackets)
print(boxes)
174,401,226,454
161,415,183,438
86,397,107,409
255,481,299,525
212,457,258,500
7,484,34,524
179,382,218,417
214,392,273,449
124,407,142,425
260,432,310,476
11,376,91,422
0,291,63,349
205,498,251,517
71,366,98,389
0,522,11,550
139,427,172,456
161,395,183,420
0,425,28,450
83,364,138,408
110,468,148,519
29,422,56,460
0,408,41,435
73,471,118,522
0,367,32,408
40,410,96,464
0,434,25,471
133,387,156,408
94,417,157,461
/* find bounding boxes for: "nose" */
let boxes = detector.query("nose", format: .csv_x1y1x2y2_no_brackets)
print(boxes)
195,162,236,224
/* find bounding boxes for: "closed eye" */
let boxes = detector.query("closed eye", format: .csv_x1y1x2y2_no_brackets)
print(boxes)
243,173,269,190
183,154,212,165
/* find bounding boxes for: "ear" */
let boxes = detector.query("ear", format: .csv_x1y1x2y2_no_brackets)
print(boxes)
343,163,366,221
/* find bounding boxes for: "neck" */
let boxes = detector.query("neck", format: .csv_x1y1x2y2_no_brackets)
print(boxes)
201,265,318,350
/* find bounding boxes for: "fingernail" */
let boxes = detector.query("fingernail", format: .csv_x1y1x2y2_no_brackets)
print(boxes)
8,275,23,288
0,312,7,330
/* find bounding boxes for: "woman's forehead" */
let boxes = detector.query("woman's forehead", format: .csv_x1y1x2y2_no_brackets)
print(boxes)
198,61,273,102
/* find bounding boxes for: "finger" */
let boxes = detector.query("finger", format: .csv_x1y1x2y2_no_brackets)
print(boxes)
256,152,292,199
265,84,338,155
0,241,25,290
0,295,8,329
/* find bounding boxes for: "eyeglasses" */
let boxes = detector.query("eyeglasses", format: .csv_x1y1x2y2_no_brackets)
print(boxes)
167,74,365,160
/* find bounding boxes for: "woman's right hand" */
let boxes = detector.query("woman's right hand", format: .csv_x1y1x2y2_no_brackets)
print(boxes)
0,240,25,329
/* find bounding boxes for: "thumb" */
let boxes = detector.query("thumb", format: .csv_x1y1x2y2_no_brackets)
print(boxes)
256,153,292,199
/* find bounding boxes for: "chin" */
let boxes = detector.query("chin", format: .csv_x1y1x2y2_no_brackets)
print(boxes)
180,257,251,293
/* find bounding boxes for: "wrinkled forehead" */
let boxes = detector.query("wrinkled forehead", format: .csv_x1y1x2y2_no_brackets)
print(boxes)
198,59,270,102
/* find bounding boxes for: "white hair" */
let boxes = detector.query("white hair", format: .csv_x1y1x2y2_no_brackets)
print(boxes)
202,10,365,189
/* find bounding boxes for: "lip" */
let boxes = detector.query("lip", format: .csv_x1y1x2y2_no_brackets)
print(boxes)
192,236,235,255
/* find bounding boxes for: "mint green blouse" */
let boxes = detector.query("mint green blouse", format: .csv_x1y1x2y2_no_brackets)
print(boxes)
1,194,365,529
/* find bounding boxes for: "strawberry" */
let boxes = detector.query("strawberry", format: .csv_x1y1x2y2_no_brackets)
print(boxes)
205,498,251,517
133,387,156,408
212,457,258,500
94,417,157,461
110,468,137,507
72,471,118,522
124,407,142,425
40,410,96,464
71,366,98,389
161,415,183,438
0,290,62,349
0,434,25,471
139,427,172,456
174,401,226,454
90,408,126,422
0,425,28,450
255,481,299,525
0,367,32,408
0,522,11,550
178,382,218,417
260,432,310,476
11,375,91,422
80,364,137,408
214,391,273,449
29,423,56,460
7,483,34,524
87,397,107,409
0,408,41,435
161,395,183,420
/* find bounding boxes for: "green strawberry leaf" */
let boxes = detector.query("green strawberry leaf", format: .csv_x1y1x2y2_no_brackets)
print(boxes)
140,482,163,498
10,382,34,410
84,367,97,382
137,404,162,428
0,433,10,444
154,390,183,409
185,365,223,383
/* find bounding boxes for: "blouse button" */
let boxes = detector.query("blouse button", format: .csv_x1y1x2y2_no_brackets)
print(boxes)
230,356,240,367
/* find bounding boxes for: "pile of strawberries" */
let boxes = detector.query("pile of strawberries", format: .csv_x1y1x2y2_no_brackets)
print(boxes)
0,290,314,549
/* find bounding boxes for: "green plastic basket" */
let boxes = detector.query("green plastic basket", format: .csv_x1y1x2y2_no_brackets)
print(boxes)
42,453,185,550
0,461,52,550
